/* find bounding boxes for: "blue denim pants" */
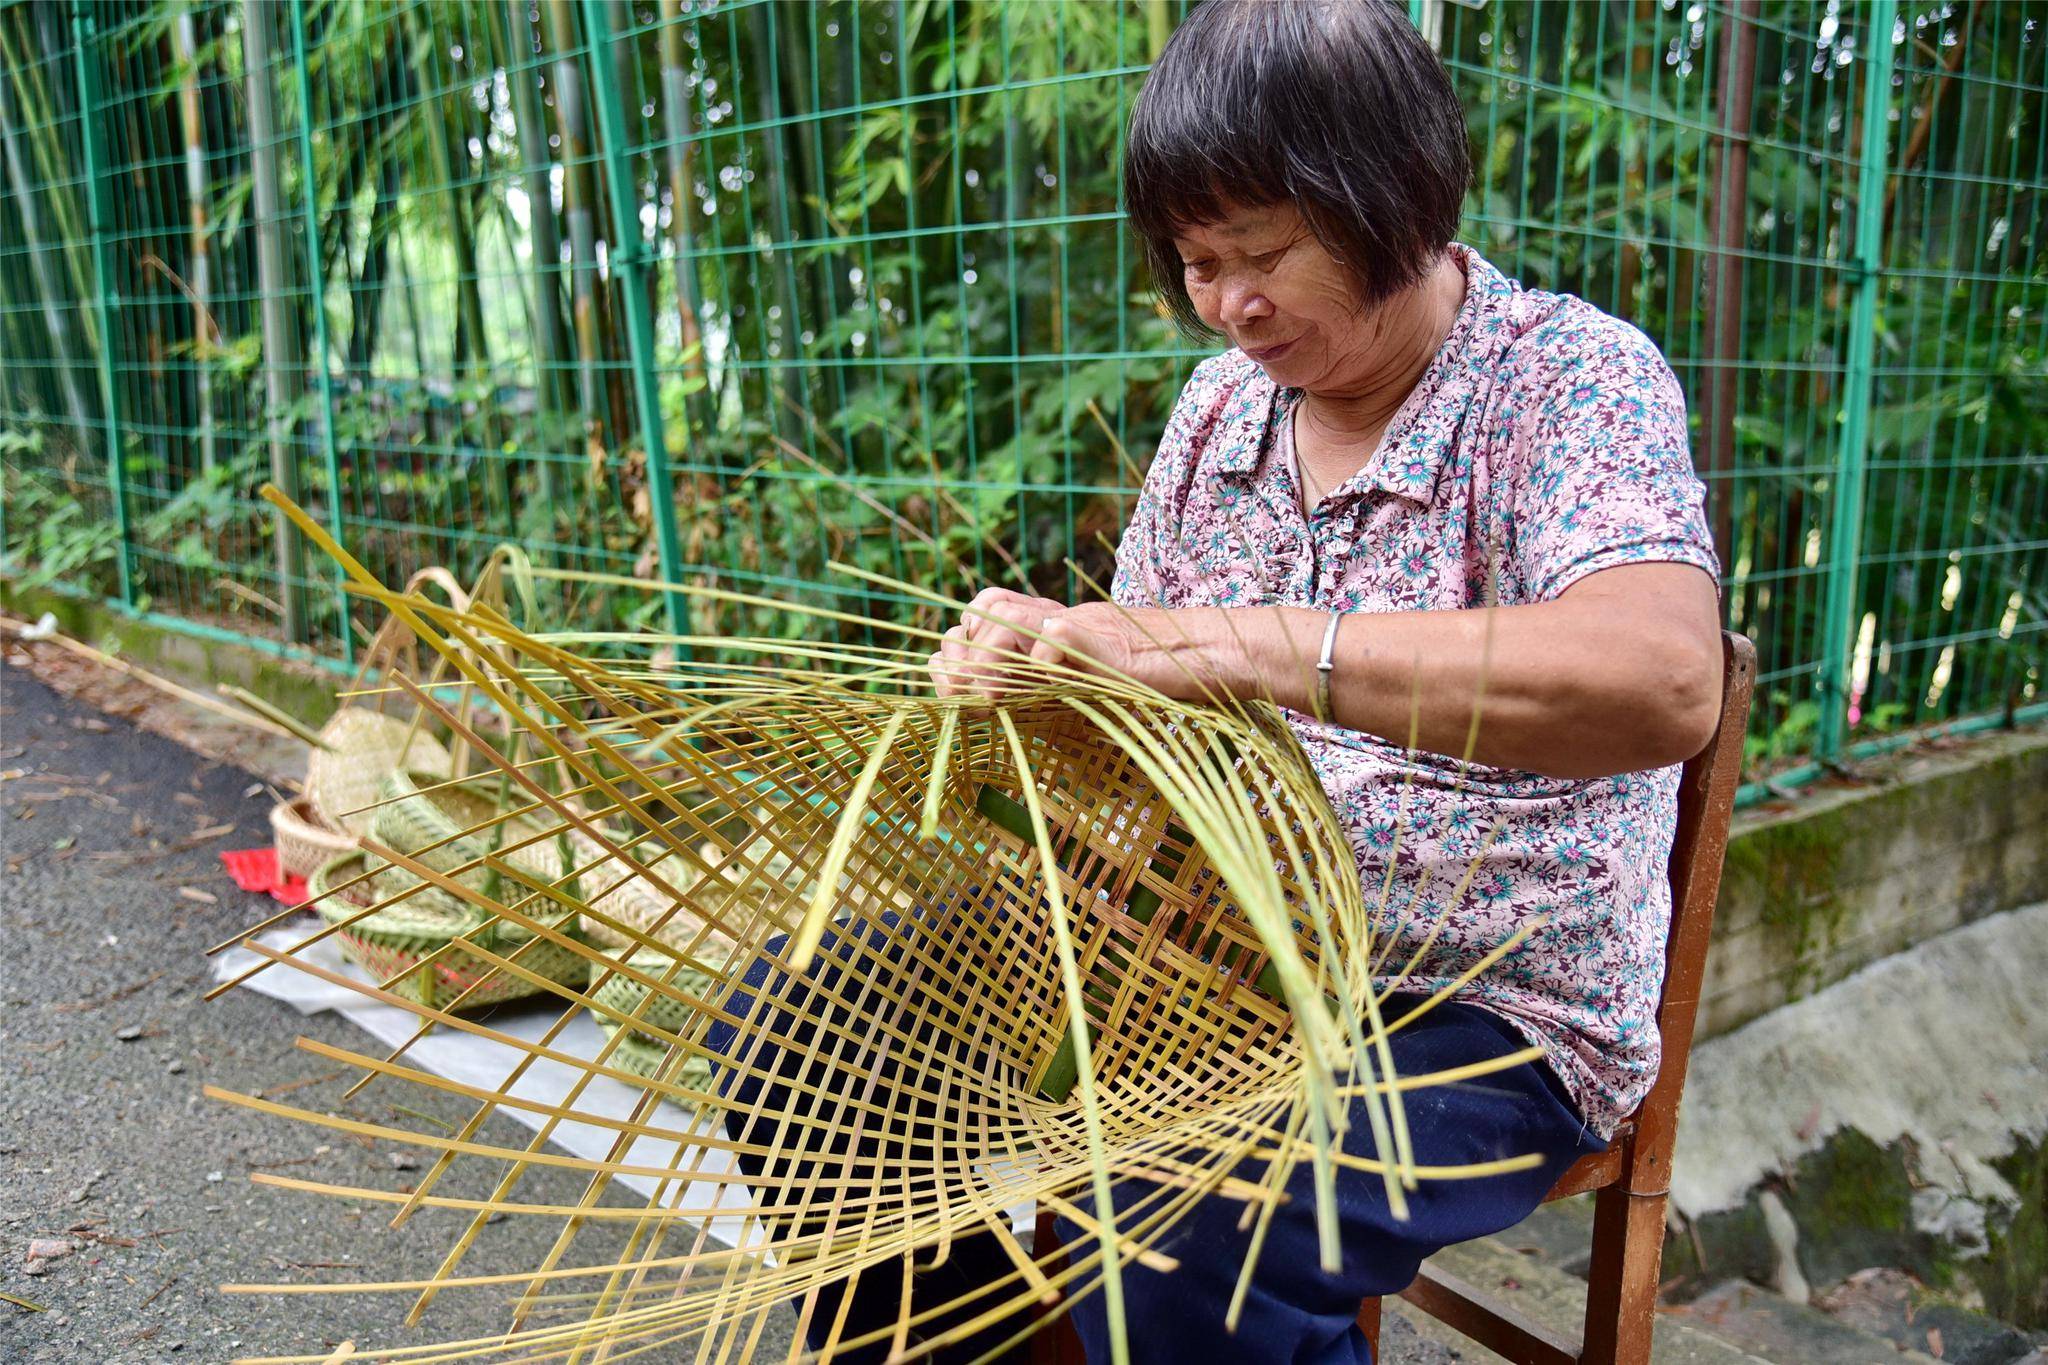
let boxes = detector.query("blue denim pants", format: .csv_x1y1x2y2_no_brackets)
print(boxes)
705,918,1603,1364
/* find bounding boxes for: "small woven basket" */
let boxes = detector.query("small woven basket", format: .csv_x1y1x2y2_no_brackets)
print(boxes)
371,768,560,888
582,943,726,1094
373,768,731,958
270,797,355,883
307,851,589,1012
304,566,468,837
306,710,453,837
587,944,717,1036
591,1016,711,1093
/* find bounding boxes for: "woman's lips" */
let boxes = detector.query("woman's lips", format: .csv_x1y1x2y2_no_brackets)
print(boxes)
1244,337,1297,364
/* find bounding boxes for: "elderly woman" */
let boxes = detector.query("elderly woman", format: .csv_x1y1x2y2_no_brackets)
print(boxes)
715,1,1723,1361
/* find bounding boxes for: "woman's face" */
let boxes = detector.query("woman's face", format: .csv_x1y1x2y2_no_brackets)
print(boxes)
1172,202,1386,392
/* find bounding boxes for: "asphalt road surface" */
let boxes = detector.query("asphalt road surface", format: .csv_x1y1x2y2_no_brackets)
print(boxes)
0,653,1455,1364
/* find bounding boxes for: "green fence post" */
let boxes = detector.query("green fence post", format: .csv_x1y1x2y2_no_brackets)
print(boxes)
1816,0,1897,763
1409,0,1439,47
286,0,354,664
69,0,134,609
579,0,688,638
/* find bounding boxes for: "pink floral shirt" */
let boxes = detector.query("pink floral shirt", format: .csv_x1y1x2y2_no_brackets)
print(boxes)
1111,245,1720,1138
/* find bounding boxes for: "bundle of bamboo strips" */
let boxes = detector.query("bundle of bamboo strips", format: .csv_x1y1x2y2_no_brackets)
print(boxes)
204,488,1539,1364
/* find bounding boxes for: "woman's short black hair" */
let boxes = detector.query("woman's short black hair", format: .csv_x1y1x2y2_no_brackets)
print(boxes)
1123,0,1471,335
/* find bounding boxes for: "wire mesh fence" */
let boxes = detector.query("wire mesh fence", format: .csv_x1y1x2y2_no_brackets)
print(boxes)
1,0,2043,797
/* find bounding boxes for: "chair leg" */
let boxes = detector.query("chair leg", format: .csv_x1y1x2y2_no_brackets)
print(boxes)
1357,1296,1383,1358
1581,1184,1669,1365
1029,1210,1088,1365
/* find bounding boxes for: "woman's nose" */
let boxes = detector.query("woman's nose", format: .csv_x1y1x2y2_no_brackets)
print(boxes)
1218,278,1274,326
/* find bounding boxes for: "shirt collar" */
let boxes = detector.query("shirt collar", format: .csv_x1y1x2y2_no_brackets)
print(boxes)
1215,244,1517,507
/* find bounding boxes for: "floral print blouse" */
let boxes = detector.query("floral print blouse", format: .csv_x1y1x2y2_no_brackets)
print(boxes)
1111,245,1721,1139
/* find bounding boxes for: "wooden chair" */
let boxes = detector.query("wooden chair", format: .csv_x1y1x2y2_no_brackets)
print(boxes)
1360,630,1755,1364
1033,632,1757,1365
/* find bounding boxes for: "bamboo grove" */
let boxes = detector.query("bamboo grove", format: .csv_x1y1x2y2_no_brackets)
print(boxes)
1,0,2044,789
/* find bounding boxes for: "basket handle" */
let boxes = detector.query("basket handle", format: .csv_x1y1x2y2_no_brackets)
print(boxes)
348,566,477,700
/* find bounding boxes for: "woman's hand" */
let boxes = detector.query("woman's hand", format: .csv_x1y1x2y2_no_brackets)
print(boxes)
929,590,1209,699
930,588,1067,698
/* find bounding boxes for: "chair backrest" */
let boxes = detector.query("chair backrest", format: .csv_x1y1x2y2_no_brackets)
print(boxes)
1629,631,1756,1186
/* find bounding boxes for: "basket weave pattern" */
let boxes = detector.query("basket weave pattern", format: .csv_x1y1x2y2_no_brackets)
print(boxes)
269,797,356,883
308,850,589,1013
215,513,1486,1364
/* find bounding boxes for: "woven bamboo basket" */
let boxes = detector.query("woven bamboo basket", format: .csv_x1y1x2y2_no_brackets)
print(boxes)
216,491,1510,1364
269,797,355,882
306,851,589,1013
304,708,453,838
370,767,731,957
303,566,467,837
582,942,726,1095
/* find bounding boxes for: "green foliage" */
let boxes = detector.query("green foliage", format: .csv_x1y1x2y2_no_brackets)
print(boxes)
1,0,2043,784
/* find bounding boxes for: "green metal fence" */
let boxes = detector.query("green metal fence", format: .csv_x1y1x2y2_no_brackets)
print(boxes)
2,0,2043,800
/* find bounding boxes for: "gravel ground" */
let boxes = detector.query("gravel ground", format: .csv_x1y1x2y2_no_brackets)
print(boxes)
0,656,773,1363
0,651,1456,1364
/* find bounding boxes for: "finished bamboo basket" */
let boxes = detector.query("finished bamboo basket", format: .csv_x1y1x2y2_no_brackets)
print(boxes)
584,943,725,1095
269,797,354,883
307,850,590,1013
212,489,1515,1365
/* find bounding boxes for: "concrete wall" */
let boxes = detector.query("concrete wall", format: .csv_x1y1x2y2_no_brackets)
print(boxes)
1699,728,2048,1038
1,581,341,726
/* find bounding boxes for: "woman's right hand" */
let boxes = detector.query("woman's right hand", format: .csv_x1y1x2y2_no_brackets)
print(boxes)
930,587,1069,698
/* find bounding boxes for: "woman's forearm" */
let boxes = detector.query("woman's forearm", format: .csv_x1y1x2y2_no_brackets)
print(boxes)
1161,565,1723,779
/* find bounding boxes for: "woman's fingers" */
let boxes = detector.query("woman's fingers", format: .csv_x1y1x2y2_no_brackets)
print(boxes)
930,600,1166,698
968,586,1065,618
925,588,1067,697
931,627,959,696
933,622,985,697
931,616,1029,697
1028,615,1078,668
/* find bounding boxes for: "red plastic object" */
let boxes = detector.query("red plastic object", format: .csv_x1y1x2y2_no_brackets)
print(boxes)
220,847,309,906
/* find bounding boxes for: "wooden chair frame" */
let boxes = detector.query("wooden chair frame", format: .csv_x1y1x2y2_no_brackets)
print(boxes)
1032,632,1756,1365
1359,631,1756,1364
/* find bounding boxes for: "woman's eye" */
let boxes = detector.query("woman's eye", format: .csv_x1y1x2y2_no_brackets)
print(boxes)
1184,259,1218,281
1252,247,1288,271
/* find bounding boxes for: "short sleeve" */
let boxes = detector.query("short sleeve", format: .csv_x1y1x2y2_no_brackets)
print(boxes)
1510,320,1721,602
1110,472,1173,608
1109,354,1233,609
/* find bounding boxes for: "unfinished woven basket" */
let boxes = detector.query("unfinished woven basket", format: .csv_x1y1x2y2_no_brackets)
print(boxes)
215,490,1514,1365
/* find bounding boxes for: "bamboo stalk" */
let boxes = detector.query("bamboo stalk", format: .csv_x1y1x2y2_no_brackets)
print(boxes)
655,0,708,399
543,0,606,454
241,0,305,641
0,60,96,444
500,0,571,503
171,10,216,473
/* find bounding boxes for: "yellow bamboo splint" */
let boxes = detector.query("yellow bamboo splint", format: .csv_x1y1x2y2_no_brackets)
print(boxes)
207,486,1538,1365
